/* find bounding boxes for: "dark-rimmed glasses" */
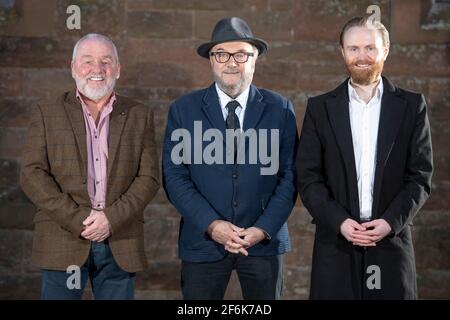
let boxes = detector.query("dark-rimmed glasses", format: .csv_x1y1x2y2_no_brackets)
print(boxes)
209,51,254,63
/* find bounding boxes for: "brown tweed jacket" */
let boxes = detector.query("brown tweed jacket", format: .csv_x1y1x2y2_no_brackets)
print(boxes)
20,90,160,272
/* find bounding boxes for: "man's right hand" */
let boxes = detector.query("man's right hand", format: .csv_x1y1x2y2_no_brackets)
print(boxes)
80,209,111,242
340,218,376,247
208,220,250,255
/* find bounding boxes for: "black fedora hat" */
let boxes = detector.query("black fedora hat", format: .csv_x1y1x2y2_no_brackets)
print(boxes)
197,17,268,59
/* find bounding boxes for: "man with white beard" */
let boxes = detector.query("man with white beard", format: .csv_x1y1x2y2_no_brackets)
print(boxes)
297,16,433,299
21,34,160,299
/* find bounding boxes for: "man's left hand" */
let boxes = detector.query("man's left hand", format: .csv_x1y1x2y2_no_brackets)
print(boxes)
236,227,266,249
352,219,392,246
81,210,111,242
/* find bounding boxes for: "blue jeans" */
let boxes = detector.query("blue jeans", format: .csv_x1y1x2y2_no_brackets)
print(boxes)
41,241,135,300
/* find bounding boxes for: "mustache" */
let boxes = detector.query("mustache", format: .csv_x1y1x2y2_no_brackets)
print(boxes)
223,67,240,72
351,60,374,66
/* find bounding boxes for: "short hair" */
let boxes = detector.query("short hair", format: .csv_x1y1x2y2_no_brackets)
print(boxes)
72,33,119,63
339,15,390,48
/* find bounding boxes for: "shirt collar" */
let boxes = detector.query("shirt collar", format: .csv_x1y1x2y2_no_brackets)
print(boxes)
215,83,250,112
76,90,117,114
348,78,384,104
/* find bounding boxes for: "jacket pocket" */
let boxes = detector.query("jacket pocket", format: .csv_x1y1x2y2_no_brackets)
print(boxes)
261,193,272,210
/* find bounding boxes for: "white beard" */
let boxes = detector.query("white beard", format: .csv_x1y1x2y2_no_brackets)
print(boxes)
73,73,116,102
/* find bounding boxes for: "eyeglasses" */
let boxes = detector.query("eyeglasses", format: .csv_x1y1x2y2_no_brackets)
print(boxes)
209,51,254,63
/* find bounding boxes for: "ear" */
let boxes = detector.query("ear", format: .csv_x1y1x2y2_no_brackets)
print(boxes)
71,60,76,79
116,62,121,79
340,46,345,59
383,44,390,61
253,50,259,62
253,45,259,60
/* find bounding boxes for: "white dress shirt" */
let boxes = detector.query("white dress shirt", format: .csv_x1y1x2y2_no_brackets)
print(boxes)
348,79,383,220
215,83,249,130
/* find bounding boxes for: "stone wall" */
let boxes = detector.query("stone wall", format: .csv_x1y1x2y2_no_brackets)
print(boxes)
0,0,449,299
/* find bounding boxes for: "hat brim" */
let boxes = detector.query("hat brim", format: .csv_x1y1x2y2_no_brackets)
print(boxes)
197,37,268,59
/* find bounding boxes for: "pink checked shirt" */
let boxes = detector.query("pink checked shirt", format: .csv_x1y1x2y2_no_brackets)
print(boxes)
77,91,116,211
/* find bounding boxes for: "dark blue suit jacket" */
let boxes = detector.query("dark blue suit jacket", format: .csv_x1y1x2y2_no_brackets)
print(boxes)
163,83,297,262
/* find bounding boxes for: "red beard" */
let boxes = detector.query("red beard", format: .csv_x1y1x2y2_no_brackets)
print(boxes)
346,59,384,85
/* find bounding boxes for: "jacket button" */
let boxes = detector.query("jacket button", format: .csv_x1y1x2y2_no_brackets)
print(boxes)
232,174,238,179
233,201,238,207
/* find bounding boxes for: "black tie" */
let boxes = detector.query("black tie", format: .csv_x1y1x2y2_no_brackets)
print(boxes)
225,100,241,160
225,100,241,130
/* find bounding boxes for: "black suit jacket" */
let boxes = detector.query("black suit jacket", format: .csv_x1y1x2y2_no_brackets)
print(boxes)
297,77,433,299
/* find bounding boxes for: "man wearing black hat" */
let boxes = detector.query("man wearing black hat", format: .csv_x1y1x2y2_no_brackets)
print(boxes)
162,17,297,299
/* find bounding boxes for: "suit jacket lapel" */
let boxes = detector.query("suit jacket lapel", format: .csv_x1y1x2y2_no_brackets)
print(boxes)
375,77,407,168
64,90,88,181
107,96,129,178
372,77,407,216
202,84,227,143
243,85,266,131
326,79,360,217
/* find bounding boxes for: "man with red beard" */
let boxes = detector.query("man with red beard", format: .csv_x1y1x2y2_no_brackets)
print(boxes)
297,16,433,299
20,34,160,299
